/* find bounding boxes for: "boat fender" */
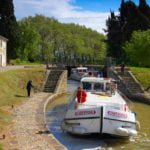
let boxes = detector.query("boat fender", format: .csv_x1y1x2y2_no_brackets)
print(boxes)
136,121,140,131
128,129,137,136
116,127,129,136
116,127,138,137
133,111,137,117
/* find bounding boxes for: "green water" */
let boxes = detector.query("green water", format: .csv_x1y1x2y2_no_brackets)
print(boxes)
105,102,150,150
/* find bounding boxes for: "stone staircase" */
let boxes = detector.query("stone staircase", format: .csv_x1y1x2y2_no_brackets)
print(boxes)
115,68,144,94
43,69,63,93
109,67,150,104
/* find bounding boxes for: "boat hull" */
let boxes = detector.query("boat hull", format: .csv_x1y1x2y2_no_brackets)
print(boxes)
69,73,82,81
62,106,138,137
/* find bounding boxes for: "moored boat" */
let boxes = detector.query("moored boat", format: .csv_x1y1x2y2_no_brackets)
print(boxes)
69,66,88,81
62,77,140,137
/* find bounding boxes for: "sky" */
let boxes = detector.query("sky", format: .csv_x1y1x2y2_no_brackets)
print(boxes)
13,0,150,34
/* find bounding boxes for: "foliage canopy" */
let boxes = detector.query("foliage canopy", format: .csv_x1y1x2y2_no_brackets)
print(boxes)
0,0,20,60
106,0,150,65
18,15,106,65
124,30,150,67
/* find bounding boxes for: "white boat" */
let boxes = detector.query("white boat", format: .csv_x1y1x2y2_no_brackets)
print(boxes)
69,66,88,81
62,77,140,137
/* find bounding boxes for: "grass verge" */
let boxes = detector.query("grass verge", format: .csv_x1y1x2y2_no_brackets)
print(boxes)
130,67,150,91
0,68,45,133
0,144,2,150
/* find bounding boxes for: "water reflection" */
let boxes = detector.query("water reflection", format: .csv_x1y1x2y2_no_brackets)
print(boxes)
46,80,150,150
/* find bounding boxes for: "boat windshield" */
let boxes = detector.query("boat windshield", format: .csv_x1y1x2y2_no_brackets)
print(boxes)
82,82,104,91
94,83,104,91
81,79,117,95
82,82,92,90
78,69,87,73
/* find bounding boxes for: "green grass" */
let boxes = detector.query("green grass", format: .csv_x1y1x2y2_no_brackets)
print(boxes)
0,144,3,150
0,68,45,132
0,67,45,149
130,67,150,90
9,58,43,65
0,68,45,106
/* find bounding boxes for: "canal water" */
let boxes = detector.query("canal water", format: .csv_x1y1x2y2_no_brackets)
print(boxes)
46,80,150,150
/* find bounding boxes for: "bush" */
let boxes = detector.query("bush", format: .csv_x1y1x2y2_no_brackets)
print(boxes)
124,30,150,67
10,58,22,65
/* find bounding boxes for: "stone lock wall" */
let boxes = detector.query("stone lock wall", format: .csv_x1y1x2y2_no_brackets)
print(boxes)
55,70,67,94
44,69,68,124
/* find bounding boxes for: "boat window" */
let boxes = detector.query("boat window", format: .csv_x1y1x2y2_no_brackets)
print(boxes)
94,83,104,91
82,82,92,90
78,70,82,73
83,69,87,72
106,83,111,91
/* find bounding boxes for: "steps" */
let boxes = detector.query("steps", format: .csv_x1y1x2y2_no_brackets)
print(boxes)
43,70,63,93
115,68,144,94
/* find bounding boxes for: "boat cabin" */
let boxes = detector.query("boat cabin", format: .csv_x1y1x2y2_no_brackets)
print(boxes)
71,67,88,74
81,77,117,95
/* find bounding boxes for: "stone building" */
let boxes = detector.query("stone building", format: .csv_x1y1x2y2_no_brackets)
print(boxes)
0,35,8,67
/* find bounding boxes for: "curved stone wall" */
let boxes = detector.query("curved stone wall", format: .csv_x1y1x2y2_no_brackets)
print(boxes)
44,70,67,124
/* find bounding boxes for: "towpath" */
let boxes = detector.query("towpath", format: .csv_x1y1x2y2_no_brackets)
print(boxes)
0,65,66,149
3,92,66,150
0,65,24,72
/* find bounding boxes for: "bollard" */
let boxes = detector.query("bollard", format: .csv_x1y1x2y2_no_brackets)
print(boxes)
11,105,14,109
2,134,5,139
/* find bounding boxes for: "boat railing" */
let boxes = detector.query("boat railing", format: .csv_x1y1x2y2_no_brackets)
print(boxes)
118,90,134,109
91,91,113,97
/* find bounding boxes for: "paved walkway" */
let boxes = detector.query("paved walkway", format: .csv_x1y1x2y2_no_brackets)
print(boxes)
5,92,66,150
0,65,45,72
0,66,24,72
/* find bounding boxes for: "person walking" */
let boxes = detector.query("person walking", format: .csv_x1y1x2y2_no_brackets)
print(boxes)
120,63,125,74
26,80,34,97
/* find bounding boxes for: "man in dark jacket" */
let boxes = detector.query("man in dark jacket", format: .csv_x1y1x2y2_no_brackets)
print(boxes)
26,80,34,97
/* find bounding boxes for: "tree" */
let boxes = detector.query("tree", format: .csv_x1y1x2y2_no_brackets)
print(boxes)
28,15,56,63
0,0,20,61
18,15,106,65
17,19,41,61
123,30,150,67
106,11,123,61
139,0,150,20
139,0,149,12
120,0,125,24
106,0,150,64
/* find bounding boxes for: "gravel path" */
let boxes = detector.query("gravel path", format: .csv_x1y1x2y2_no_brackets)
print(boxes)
0,66,24,72
6,92,66,150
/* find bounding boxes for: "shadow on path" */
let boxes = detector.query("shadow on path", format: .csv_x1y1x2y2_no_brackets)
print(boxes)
14,94,27,98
